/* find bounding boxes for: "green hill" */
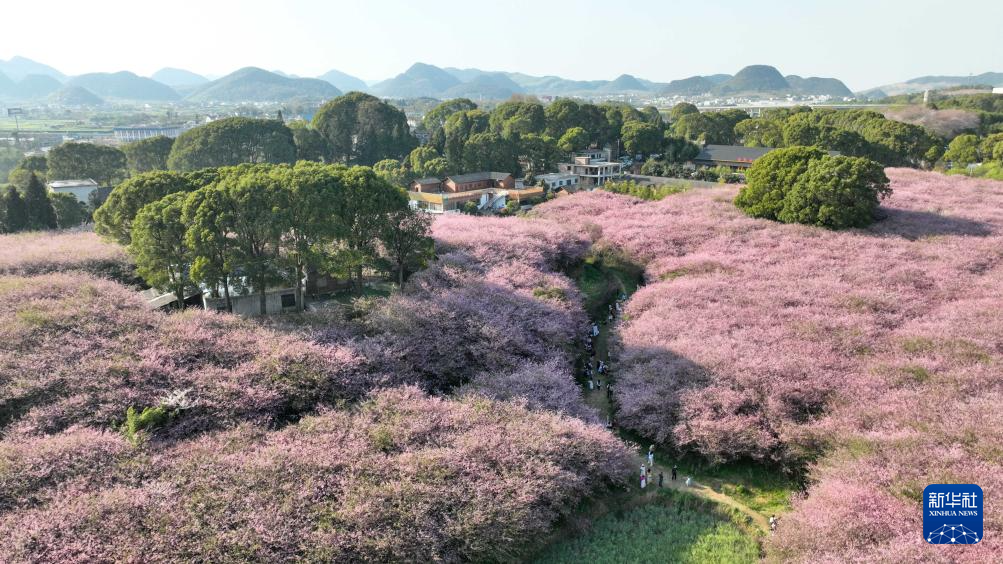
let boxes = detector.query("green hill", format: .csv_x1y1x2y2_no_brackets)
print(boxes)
49,85,104,106
785,75,853,97
67,71,180,101
318,69,369,93
372,63,461,98
444,73,525,100
16,74,62,99
0,56,66,82
660,75,717,96
187,67,341,103
713,65,790,94
597,74,649,93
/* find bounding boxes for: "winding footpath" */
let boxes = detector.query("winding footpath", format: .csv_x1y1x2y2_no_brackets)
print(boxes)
580,274,770,536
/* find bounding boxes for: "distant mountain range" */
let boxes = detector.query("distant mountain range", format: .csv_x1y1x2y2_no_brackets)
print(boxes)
369,63,855,100
0,55,999,106
863,72,1003,97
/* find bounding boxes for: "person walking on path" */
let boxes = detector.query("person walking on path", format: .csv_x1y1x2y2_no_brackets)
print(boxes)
640,465,647,489
685,476,692,488
658,472,664,488
671,465,677,481
647,450,654,467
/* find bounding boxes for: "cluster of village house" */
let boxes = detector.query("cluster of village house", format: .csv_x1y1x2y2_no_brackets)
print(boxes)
405,144,775,213
408,147,627,213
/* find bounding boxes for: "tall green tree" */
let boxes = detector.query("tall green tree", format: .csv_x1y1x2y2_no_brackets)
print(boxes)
50,192,89,229
273,162,343,310
669,102,700,122
443,110,490,168
462,132,521,176
288,120,331,162
312,92,418,166
94,171,197,245
520,134,562,176
130,192,193,308
183,185,237,312
557,127,589,154
381,207,433,288
943,134,981,166
214,165,288,315
47,142,127,186
122,136,174,173
489,100,546,138
2,186,27,233
330,166,408,292
621,120,663,159
23,173,57,230
167,117,297,171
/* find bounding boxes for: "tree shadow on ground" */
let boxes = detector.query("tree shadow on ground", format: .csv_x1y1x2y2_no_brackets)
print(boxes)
868,207,993,240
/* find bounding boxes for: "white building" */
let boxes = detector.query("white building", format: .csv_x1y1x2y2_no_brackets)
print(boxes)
993,87,1003,95
113,125,187,143
558,148,623,187
48,179,100,204
537,172,579,191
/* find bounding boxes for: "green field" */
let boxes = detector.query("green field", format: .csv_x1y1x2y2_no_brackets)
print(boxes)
0,117,111,133
533,490,759,564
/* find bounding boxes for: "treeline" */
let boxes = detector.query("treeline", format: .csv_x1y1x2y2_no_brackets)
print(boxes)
724,105,944,167
94,162,432,314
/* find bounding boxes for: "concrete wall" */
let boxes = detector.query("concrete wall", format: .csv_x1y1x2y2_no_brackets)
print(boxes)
203,289,299,316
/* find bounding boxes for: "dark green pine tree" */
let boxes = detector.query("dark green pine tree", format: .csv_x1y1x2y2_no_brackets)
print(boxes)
3,185,28,233
23,172,58,230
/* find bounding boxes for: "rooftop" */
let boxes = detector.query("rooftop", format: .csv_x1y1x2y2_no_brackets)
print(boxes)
48,179,99,189
413,177,442,185
695,145,774,163
447,172,512,184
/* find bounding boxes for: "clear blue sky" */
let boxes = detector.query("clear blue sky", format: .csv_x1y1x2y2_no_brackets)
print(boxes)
3,0,1001,90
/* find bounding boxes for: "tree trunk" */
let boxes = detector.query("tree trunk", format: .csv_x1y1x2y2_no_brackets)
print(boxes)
296,263,306,312
258,274,267,316
223,275,232,313
175,286,185,310
397,261,405,289
355,265,364,294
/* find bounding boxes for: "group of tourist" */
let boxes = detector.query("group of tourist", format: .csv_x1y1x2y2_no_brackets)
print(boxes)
639,447,686,490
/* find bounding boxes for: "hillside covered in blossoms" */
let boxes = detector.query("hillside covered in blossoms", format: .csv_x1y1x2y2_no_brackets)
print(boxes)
535,169,1003,561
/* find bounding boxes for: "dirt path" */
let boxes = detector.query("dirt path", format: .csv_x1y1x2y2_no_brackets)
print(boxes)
581,276,770,536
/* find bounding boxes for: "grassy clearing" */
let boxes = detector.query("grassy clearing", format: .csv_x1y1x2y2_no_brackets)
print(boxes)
684,459,796,516
533,489,759,564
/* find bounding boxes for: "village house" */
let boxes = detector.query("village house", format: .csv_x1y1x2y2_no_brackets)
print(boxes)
408,172,544,213
557,148,623,187
537,172,579,192
47,178,111,205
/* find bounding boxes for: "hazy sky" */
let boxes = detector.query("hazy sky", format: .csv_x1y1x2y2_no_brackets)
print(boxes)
2,0,1000,90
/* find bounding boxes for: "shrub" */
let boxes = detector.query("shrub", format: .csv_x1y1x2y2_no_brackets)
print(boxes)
734,146,827,220
737,147,890,229
777,155,891,229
